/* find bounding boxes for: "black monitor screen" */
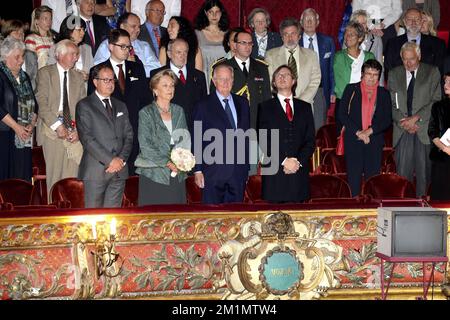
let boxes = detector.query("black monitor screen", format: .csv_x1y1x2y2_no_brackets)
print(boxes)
394,214,444,256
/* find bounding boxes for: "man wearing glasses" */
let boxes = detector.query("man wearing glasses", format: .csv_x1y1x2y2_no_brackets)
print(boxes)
138,0,169,58
88,29,151,175
93,12,161,77
76,64,133,208
131,0,181,28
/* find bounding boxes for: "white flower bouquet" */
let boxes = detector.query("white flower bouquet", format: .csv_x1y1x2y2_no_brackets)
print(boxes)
170,147,196,177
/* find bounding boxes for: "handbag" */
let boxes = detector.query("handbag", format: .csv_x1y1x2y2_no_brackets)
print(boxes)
336,90,356,156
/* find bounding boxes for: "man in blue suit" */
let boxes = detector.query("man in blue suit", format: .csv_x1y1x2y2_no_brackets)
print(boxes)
193,64,250,204
300,8,336,131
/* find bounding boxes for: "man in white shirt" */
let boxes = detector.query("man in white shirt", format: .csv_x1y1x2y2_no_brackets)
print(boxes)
93,12,160,77
131,0,181,28
35,40,87,196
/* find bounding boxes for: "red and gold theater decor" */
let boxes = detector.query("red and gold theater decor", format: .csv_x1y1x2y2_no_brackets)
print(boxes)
0,207,449,300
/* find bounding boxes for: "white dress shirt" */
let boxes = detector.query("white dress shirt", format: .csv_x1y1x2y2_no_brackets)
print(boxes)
277,93,294,116
302,33,319,59
170,62,187,80
110,57,127,80
406,66,419,87
131,0,181,28
284,45,301,76
50,63,71,130
234,56,251,73
352,0,402,28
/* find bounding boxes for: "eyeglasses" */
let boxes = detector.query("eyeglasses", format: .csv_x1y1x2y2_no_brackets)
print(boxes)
275,72,293,79
95,78,117,84
112,43,133,51
236,41,253,46
148,8,166,15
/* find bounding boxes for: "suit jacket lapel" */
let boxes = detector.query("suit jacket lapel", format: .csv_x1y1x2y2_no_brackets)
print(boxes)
93,94,114,125
50,65,61,115
212,93,231,127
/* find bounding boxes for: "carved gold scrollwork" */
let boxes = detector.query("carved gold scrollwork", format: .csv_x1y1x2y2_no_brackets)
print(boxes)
330,217,377,237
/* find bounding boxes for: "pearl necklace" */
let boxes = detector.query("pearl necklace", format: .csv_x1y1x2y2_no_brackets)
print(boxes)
156,102,170,114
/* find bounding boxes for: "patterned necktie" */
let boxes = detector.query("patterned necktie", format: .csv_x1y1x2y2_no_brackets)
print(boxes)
179,69,186,84
258,35,267,57
62,71,71,127
285,98,293,122
117,63,126,94
288,49,298,80
103,98,113,119
65,0,73,14
407,71,415,117
153,27,161,47
242,61,249,78
223,98,236,129
308,37,314,50
86,20,95,48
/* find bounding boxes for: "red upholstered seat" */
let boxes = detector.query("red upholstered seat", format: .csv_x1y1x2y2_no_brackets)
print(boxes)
244,174,267,204
384,126,393,149
186,176,202,204
316,123,337,149
381,149,396,173
0,179,37,206
50,178,85,208
437,30,449,47
32,146,47,204
123,176,139,207
362,173,416,199
309,174,351,199
321,150,346,175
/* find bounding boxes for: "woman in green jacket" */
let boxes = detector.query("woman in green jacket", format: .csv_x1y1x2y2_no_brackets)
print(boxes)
334,21,375,134
135,69,191,205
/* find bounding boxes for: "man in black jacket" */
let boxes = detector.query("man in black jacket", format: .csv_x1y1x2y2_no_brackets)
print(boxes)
150,38,207,132
384,7,446,79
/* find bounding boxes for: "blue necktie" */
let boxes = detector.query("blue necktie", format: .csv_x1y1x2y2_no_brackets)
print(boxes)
223,98,236,129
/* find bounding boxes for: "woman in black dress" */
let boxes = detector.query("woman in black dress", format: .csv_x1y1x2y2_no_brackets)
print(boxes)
0,37,38,181
428,72,450,200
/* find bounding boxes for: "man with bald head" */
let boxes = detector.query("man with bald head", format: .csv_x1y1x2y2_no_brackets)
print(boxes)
138,0,168,58
388,42,441,197
36,40,87,197
384,7,445,78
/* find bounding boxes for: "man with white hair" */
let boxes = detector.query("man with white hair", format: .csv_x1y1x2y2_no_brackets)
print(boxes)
352,0,402,37
388,42,441,197
384,7,446,78
299,8,335,131
35,40,87,197
131,0,181,28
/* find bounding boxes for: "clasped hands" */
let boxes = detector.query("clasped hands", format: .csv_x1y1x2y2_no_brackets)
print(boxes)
15,123,33,141
56,124,79,143
399,115,420,134
283,158,300,174
356,128,373,144
106,157,126,173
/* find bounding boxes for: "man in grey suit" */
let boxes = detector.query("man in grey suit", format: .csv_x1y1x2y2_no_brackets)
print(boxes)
137,0,168,58
388,42,441,197
76,65,134,208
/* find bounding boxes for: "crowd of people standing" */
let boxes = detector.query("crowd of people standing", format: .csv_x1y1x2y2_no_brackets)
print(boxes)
1,0,450,207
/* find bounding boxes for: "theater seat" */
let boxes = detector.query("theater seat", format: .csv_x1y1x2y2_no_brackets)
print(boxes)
186,176,202,204
32,146,47,204
50,178,85,208
381,149,396,173
362,173,416,199
123,176,139,207
244,175,267,204
309,174,351,199
0,179,38,206
321,150,347,179
316,123,337,150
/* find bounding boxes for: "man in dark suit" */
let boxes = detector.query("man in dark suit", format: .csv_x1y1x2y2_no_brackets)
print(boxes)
77,0,111,56
258,65,316,203
76,65,133,208
193,64,251,204
300,8,336,131
150,38,207,131
138,0,168,58
384,7,446,79
247,8,282,60
88,29,151,176
388,42,441,197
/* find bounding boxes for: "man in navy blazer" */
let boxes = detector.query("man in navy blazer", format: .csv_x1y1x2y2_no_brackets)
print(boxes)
88,29,151,175
193,64,250,204
299,8,335,131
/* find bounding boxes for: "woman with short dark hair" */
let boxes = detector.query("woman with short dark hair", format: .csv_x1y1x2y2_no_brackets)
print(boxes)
337,59,392,196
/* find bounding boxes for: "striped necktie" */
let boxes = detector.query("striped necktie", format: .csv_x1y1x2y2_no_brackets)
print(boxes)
288,49,297,80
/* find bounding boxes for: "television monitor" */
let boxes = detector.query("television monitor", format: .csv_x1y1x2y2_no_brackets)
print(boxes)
377,207,448,257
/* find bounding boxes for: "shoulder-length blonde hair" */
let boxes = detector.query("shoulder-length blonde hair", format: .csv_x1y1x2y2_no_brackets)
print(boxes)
30,5,53,37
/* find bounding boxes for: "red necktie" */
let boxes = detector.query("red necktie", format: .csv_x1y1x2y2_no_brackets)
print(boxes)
285,98,293,122
86,20,95,48
117,63,126,94
153,27,161,47
179,70,186,84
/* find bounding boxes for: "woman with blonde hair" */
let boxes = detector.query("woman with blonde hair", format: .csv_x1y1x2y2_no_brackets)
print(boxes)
25,5,55,69
420,11,437,36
